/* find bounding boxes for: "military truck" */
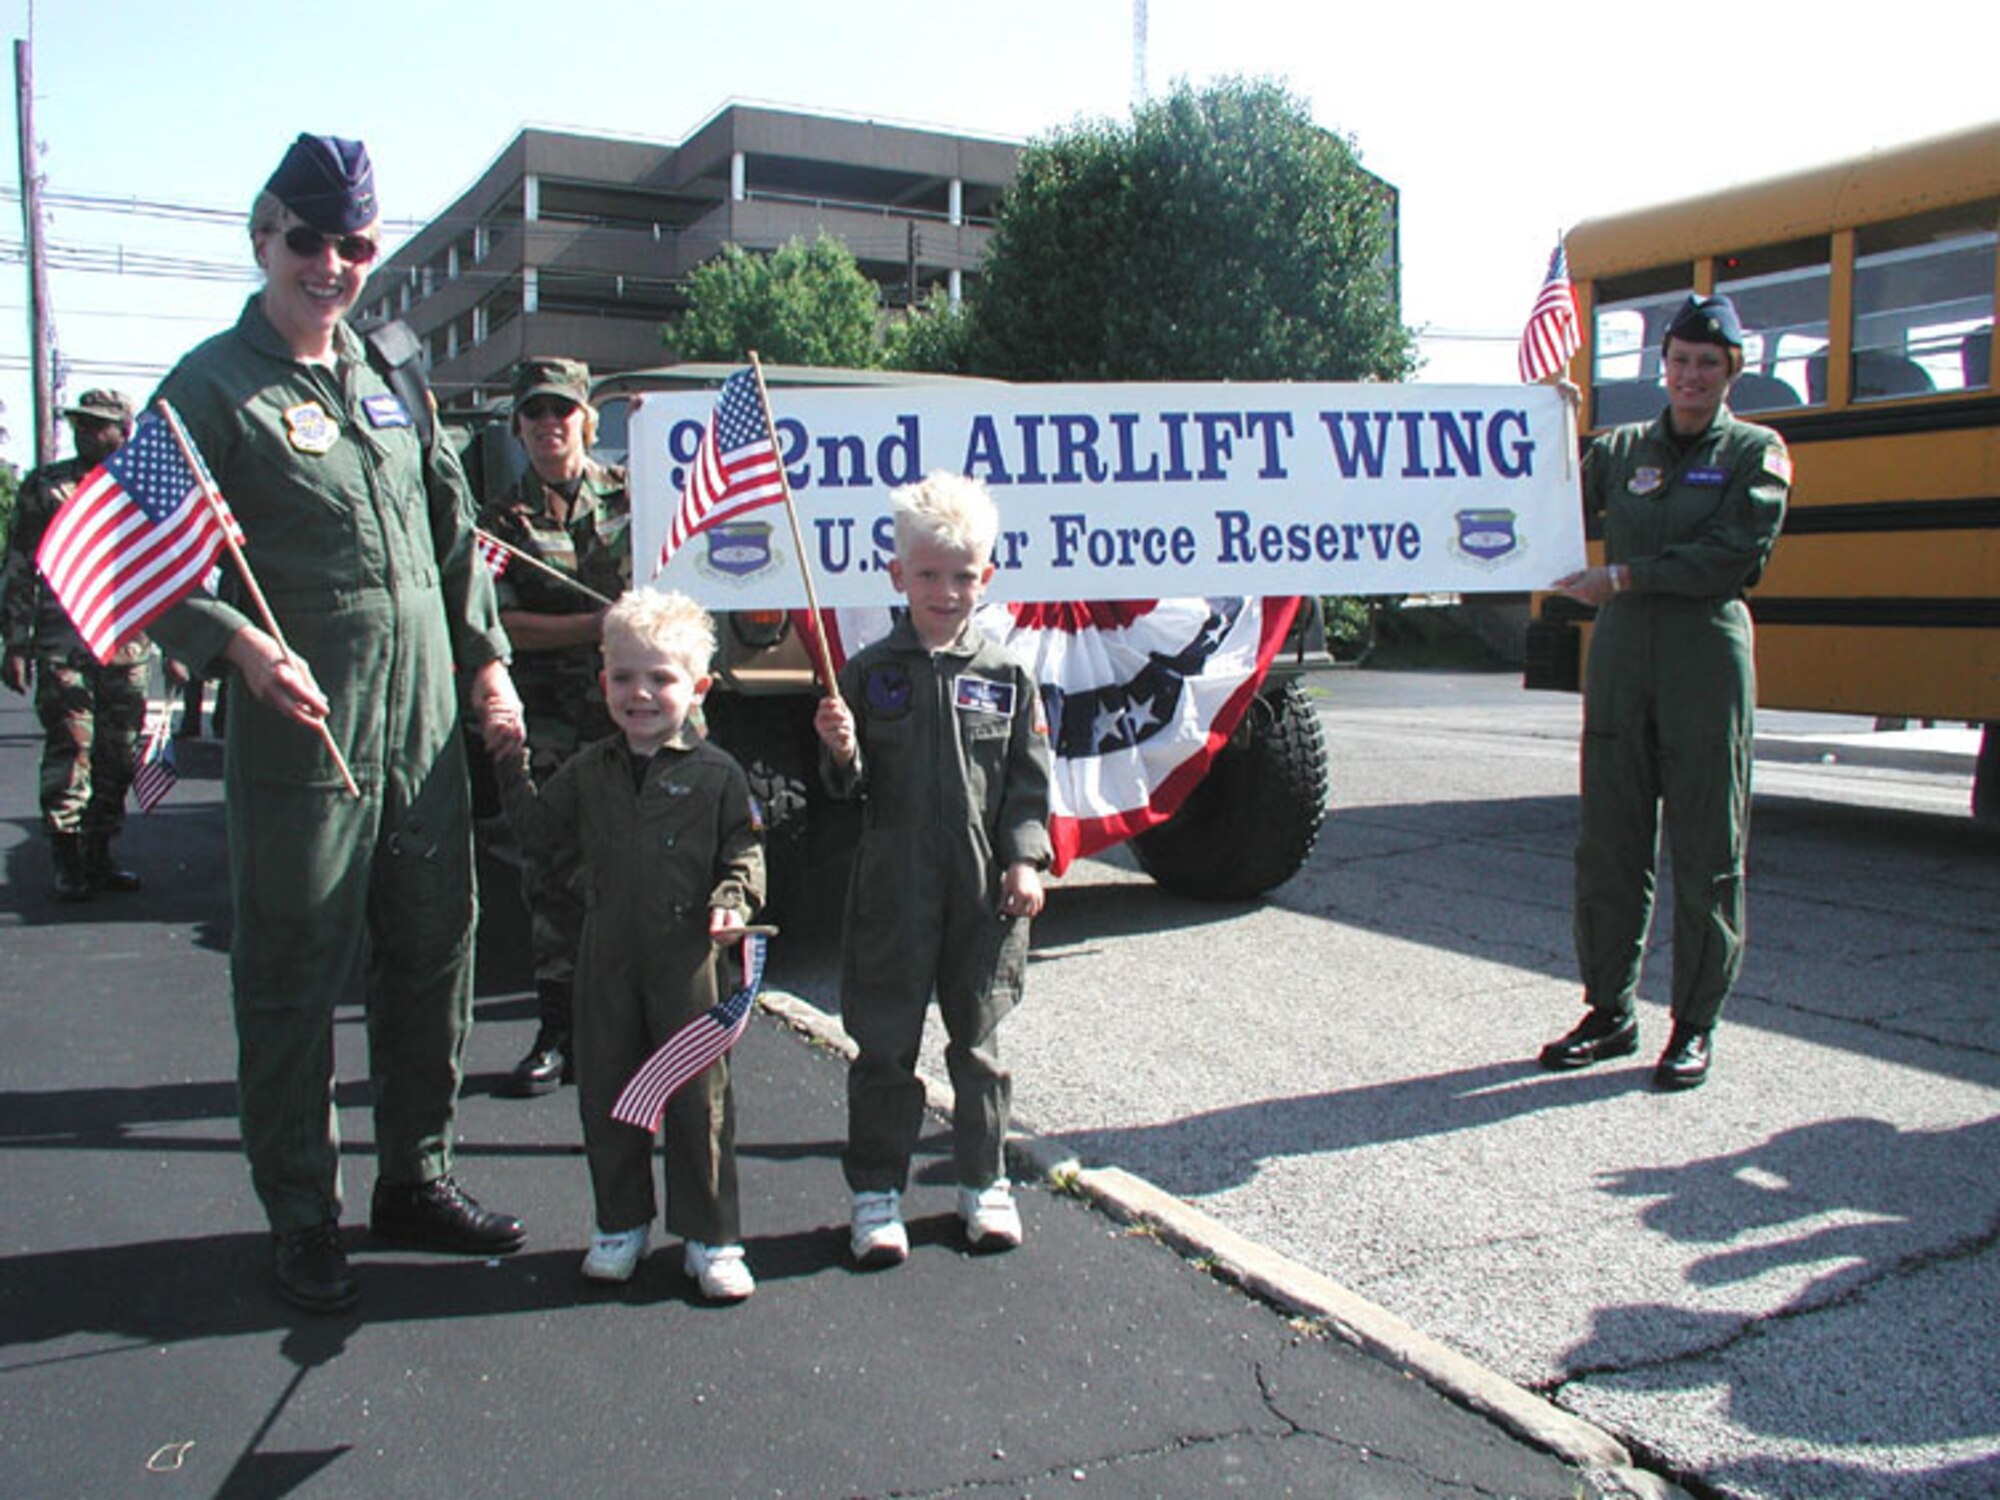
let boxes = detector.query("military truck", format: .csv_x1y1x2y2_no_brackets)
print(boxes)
467,363,1332,907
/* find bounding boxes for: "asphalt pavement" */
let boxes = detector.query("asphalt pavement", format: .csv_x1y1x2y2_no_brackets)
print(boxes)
924,669,1996,1500
0,689,1642,1500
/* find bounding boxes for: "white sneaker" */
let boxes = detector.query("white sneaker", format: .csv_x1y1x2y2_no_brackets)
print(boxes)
849,1189,909,1268
683,1240,755,1302
958,1180,1023,1252
581,1225,651,1283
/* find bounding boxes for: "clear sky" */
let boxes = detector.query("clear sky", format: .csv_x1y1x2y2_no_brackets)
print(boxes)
2,0,1993,471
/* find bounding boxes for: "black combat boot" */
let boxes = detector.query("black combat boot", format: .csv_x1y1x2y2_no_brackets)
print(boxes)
501,980,573,1098
82,834,142,893
50,832,90,902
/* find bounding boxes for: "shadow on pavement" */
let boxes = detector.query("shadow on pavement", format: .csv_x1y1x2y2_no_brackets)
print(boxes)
1556,1113,2000,1497
1050,1058,1642,1195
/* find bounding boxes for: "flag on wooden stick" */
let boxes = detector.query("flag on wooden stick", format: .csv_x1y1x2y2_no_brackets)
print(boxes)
131,701,179,813
475,530,512,578
35,406,244,663
611,928,772,1132
1518,240,1581,384
658,368,787,569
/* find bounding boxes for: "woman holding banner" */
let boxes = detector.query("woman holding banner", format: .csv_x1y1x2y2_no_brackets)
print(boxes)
148,134,529,1313
1539,294,1790,1092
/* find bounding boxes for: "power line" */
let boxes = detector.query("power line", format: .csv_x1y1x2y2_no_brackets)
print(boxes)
0,301,230,324
0,355,173,375
0,240,259,282
0,183,430,234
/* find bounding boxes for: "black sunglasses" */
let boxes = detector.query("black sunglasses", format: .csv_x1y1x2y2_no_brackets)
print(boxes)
518,397,580,421
282,225,380,265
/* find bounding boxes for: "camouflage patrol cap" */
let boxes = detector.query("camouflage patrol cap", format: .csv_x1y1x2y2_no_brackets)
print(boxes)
265,133,377,233
511,357,592,413
61,389,136,427
1662,294,1745,352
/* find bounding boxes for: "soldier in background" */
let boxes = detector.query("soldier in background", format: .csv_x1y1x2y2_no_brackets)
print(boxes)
2,391,154,900
478,357,632,1096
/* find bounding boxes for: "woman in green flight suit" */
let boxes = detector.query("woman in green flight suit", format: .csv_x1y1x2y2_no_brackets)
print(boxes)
1538,294,1791,1091
150,135,530,1313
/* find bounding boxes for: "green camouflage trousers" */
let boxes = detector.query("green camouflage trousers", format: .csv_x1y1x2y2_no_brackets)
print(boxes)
34,652,150,836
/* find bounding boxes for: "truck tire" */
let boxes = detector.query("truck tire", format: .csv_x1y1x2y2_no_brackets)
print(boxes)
1129,675,1330,900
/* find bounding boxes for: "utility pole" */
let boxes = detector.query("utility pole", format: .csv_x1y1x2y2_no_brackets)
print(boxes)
1132,0,1149,113
14,37,56,466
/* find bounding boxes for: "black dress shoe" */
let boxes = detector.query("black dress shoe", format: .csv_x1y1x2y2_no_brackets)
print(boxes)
1538,1010,1640,1070
1654,1026,1713,1090
372,1176,526,1255
501,1031,571,1098
273,1222,358,1314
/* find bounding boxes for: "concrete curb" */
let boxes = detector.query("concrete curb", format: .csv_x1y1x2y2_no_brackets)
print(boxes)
756,988,1680,1496
1754,732,1980,776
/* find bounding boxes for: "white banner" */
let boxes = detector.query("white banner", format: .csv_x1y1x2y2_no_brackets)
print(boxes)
631,382,1582,605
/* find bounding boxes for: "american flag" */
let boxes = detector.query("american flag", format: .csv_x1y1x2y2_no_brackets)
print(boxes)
1518,241,1581,384
475,529,512,578
35,406,243,664
611,929,769,1132
131,702,179,813
659,369,787,569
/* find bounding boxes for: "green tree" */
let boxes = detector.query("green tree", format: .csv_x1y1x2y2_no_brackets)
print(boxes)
883,288,975,374
667,233,883,368
967,77,1416,383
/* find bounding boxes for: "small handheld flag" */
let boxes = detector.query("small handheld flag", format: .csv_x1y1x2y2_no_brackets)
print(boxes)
611,927,773,1132
658,368,787,569
131,701,180,813
475,530,512,578
35,406,245,663
1518,240,1581,384
472,526,615,605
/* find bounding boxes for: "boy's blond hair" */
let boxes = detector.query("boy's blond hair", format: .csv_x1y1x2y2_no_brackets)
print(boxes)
601,588,716,676
891,470,1000,561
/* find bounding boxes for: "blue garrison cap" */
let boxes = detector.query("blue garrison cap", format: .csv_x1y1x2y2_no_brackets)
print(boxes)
1662,294,1745,352
264,134,377,233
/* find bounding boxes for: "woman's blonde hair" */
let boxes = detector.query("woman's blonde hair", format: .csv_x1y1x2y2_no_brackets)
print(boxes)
248,189,286,244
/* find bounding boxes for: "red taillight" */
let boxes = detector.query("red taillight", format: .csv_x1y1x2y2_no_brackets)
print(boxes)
730,610,791,650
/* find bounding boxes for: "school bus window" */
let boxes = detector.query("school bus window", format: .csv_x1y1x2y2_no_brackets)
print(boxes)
1715,236,1829,413
1590,265,1691,428
1850,199,1996,400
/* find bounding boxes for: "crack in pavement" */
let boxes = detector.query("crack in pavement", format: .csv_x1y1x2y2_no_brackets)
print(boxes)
1544,1208,2000,1393
1251,1355,1534,1498
1745,988,2000,1061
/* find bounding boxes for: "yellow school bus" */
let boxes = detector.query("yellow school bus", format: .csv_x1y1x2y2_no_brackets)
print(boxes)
1525,120,1999,813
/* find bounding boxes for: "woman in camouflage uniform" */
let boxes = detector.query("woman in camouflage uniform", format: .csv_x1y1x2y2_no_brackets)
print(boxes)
477,356,632,1097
